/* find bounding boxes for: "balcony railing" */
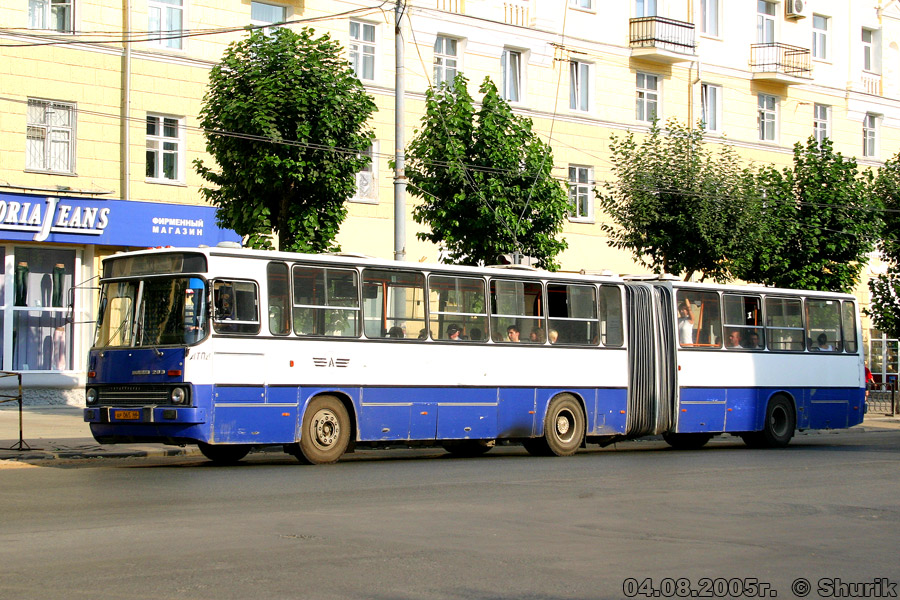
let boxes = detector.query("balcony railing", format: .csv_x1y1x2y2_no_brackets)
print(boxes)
504,0,530,27
861,73,882,96
436,0,462,14
749,43,812,79
629,16,696,55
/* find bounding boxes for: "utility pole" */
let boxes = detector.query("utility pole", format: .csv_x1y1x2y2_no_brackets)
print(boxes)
393,0,407,262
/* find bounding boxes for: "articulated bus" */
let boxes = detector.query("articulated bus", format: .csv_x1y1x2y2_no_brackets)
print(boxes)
83,245,865,464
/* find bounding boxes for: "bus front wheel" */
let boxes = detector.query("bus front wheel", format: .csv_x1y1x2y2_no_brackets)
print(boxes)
198,442,251,464
524,394,585,457
296,395,351,465
741,396,795,449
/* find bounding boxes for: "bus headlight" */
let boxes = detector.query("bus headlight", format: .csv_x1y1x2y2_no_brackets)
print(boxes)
170,387,187,405
85,388,98,405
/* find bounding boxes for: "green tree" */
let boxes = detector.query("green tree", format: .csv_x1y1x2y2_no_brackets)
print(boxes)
598,119,759,281
867,153,900,337
405,75,569,270
195,28,376,252
731,138,880,293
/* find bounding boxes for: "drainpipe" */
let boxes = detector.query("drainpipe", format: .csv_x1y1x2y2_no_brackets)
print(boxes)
122,0,132,201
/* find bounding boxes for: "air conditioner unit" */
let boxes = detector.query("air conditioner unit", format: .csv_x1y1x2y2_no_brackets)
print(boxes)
785,0,807,19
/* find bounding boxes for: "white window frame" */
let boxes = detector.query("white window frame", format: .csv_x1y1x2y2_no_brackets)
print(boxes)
148,0,184,50
26,98,75,174
501,48,523,103
635,0,657,18
862,28,877,73
700,0,719,37
433,36,459,87
813,104,830,145
700,83,721,133
146,114,184,184
635,72,659,123
863,113,878,158
352,142,378,204
28,0,74,33
757,1,776,44
569,0,593,10
812,15,829,61
569,60,590,112
568,165,593,223
757,93,777,142
250,1,287,34
350,20,377,82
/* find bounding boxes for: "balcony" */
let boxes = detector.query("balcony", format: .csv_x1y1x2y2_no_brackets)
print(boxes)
629,16,697,64
749,43,812,84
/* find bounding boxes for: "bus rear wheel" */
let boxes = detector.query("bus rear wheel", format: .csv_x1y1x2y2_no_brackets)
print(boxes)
296,395,351,465
524,394,585,457
442,440,495,457
741,396,795,449
198,442,251,464
662,432,713,450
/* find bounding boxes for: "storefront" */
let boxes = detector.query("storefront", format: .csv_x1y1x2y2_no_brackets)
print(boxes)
0,192,240,404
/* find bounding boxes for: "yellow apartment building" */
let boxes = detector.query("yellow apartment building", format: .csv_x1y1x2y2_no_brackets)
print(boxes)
1,0,899,400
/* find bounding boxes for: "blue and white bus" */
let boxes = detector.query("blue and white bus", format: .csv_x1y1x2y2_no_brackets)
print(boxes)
83,245,865,464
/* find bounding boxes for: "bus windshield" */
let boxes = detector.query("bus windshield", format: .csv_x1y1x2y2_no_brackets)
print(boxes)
94,277,208,348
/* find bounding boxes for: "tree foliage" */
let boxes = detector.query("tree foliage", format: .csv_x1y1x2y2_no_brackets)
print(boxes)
731,138,880,293
598,119,759,281
405,75,569,270
867,153,900,336
195,28,376,252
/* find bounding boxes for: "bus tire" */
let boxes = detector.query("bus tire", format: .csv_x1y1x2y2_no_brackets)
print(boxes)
198,442,251,464
297,395,351,464
529,394,585,457
662,432,713,450
442,439,495,457
742,396,795,449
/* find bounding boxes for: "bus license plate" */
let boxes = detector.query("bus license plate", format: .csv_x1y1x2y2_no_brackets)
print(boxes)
113,409,141,420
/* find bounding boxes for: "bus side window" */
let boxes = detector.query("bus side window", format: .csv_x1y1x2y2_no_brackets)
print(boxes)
267,262,290,335
599,285,624,347
677,290,721,348
547,282,597,345
841,301,858,353
213,280,260,334
765,297,804,351
361,269,425,340
292,265,360,337
806,298,841,352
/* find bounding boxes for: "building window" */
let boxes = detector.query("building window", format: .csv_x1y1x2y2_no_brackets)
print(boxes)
635,72,659,122
250,1,286,33
568,166,593,222
863,114,878,157
501,49,522,102
569,0,592,8
757,93,776,142
146,115,182,182
569,61,590,112
635,0,656,17
353,142,377,203
813,104,830,145
149,0,184,50
812,15,828,60
862,28,876,72
433,36,458,87
28,0,73,32
26,99,75,174
700,83,720,133
757,1,775,44
701,0,719,37
350,20,376,81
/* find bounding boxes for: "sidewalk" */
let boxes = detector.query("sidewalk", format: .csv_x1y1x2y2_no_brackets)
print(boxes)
2,404,899,464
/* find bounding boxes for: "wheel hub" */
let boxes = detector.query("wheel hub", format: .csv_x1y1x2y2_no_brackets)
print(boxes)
313,410,340,447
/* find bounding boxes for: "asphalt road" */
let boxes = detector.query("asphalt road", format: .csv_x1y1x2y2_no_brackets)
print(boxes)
1,431,898,600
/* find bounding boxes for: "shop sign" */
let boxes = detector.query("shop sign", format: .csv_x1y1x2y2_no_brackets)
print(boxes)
0,193,240,247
